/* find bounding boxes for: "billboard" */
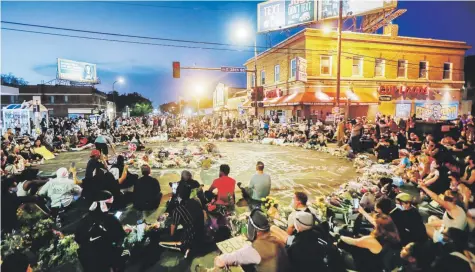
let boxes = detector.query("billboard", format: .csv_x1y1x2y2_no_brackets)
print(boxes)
258,0,317,33
57,58,98,83
320,0,397,20
415,102,458,121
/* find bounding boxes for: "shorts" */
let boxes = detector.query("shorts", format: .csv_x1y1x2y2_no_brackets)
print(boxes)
95,142,108,155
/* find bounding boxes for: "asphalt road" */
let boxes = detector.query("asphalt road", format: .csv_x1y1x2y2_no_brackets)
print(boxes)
36,142,358,272
38,141,357,206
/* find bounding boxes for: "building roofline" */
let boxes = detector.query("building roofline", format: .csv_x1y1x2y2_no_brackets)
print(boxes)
244,29,306,65
244,27,470,65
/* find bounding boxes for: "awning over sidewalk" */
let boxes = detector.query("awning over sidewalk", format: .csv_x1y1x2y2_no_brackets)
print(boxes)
263,91,379,107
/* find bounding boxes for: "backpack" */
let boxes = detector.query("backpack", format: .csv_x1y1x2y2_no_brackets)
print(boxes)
304,207,322,224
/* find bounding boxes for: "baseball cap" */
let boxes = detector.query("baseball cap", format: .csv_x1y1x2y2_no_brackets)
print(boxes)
90,149,101,157
396,193,412,203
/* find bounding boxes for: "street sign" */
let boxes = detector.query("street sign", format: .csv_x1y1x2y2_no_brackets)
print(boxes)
221,67,246,73
379,95,392,101
296,57,308,82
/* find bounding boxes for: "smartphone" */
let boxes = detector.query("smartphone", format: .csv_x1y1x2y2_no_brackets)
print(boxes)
353,199,360,209
114,211,123,219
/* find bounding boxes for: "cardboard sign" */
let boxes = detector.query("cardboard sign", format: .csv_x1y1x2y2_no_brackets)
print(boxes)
217,236,251,254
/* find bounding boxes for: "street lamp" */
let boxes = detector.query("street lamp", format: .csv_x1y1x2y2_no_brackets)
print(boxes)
112,77,124,116
234,22,259,117
322,25,332,34
194,84,204,115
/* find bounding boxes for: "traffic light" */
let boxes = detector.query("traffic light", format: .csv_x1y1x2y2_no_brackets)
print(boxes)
251,86,264,101
172,62,180,78
257,86,264,101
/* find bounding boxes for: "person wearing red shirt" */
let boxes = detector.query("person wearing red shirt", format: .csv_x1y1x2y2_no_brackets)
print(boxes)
208,164,236,206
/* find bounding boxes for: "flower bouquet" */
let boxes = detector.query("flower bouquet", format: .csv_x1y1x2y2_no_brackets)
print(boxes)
36,234,80,272
261,196,279,218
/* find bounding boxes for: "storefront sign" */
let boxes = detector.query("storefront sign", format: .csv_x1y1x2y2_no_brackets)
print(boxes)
379,95,392,101
331,107,340,114
266,89,283,98
296,57,308,82
378,85,435,100
415,102,458,120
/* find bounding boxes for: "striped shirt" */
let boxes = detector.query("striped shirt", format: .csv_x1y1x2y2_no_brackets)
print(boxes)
171,199,204,249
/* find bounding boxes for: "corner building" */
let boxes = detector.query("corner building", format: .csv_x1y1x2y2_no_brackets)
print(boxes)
244,27,470,121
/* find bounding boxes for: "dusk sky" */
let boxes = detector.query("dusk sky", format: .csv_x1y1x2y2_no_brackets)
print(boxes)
2,1,475,107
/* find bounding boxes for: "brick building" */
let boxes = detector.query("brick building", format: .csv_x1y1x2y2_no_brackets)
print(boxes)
14,85,109,117
244,27,471,121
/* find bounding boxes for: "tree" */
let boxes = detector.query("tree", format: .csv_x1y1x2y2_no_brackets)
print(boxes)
130,103,153,116
107,91,152,112
159,102,179,115
1,73,28,87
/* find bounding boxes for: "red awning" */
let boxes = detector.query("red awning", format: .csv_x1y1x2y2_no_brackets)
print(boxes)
263,91,379,107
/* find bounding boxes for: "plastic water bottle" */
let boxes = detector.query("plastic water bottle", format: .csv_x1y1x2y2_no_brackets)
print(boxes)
240,223,247,235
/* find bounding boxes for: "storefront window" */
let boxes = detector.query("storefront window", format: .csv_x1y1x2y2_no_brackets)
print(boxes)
419,61,428,79
261,70,266,85
250,74,255,87
443,62,452,80
64,95,68,103
320,56,332,76
50,95,55,104
374,59,385,77
274,65,280,82
290,58,297,78
352,57,363,76
397,60,407,78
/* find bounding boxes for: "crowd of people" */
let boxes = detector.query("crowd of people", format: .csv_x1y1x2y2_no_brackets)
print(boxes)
1,113,475,272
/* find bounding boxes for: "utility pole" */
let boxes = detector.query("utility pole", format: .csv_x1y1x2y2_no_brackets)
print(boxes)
336,0,343,113
254,37,259,117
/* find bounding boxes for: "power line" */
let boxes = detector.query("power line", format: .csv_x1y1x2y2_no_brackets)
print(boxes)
98,1,253,12
2,20,466,74
1,27,258,53
2,23,465,75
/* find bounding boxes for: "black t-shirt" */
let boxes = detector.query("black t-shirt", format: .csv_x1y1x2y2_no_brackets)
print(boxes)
85,159,106,180
400,208,428,245
428,166,450,195
75,212,126,271
133,176,161,211
1,192,21,233
432,252,472,272
389,208,405,241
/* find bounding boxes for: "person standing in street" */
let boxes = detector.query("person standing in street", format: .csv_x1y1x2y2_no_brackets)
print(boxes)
350,117,363,153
